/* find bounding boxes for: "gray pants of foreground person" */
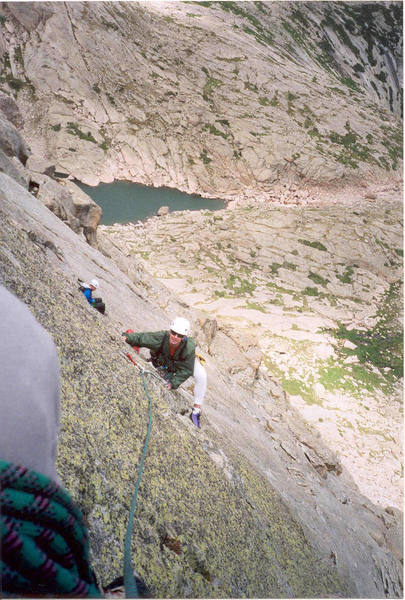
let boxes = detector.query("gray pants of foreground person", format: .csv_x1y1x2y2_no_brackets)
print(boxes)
0,284,61,483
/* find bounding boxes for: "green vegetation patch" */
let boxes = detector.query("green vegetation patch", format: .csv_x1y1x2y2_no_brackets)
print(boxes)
224,274,256,296
298,239,327,251
328,126,374,168
287,91,299,102
340,76,361,92
200,150,212,164
318,366,346,390
336,265,354,284
318,361,391,396
333,325,402,377
325,281,403,378
203,122,228,139
66,122,97,143
217,2,274,46
14,46,24,66
328,86,346,96
269,93,279,106
99,140,110,152
308,272,329,287
271,262,297,274
246,302,267,312
2,75,26,91
380,124,403,170
303,287,319,296
282,378,320,405
201,67,223,101
282,262,297,271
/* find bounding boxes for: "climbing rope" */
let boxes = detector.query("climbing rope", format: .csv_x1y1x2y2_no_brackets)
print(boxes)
121,351,165,599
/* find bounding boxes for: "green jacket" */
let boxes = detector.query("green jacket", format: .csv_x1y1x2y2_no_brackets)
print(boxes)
123,330,195,389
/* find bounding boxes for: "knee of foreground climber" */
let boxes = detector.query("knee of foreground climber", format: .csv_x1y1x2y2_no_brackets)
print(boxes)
0,285,61,483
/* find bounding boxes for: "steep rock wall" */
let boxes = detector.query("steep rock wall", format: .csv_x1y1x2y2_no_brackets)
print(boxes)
0,1,402,198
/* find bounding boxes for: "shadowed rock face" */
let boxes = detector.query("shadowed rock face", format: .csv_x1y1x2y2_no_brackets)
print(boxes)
0,112,29,164
0,2,402,196
0,91,24,128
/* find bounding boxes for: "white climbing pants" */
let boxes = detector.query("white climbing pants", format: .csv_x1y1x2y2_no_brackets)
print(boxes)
193,358,207,406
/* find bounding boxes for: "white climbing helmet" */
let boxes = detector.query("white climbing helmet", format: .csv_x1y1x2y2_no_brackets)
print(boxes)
170,317,190,336
90,278,99,289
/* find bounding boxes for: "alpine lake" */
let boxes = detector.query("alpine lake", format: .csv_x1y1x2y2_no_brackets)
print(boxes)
77,180,226,225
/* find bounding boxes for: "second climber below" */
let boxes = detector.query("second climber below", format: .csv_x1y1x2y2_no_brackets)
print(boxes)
122,317,206,428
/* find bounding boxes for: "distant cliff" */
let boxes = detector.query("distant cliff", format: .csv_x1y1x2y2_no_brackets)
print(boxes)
0,1,402,197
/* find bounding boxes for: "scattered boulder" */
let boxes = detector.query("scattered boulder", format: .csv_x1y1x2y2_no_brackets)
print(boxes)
208,325,263,386
197,317,218,348
35,173,81,233
27,167,102,246
62,180,102,246
26,155,56,176
157,205,169,216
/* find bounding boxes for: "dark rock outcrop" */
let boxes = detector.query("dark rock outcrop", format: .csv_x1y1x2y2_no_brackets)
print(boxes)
0,95,102,246
0,90,24,128
0,112,29,164
34,173,81,233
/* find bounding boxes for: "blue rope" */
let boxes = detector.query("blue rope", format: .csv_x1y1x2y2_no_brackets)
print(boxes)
123,370,153,599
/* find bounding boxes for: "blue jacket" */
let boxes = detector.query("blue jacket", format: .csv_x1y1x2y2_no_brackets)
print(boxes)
82,287,95,305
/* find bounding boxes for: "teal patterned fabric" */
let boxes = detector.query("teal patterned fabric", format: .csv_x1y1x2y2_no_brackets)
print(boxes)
1,461,101,597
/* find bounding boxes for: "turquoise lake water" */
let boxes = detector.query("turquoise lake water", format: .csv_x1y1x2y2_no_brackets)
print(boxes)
77,181,226,225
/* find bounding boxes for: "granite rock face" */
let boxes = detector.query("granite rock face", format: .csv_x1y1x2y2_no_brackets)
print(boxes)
0,170,403,598
0,1,402,198
0,104,102,245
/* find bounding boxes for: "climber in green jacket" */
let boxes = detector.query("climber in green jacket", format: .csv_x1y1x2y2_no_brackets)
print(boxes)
122,317,206,428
